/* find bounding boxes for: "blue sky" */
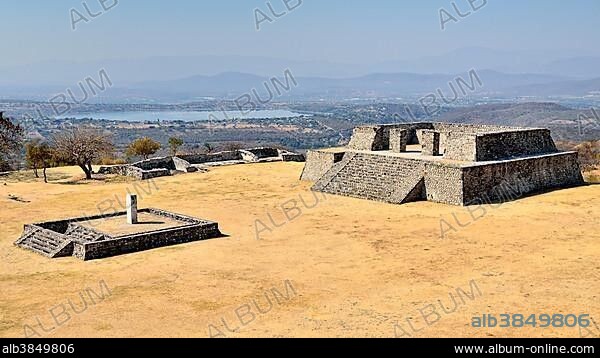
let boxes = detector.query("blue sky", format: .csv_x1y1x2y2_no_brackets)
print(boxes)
0,0,599,66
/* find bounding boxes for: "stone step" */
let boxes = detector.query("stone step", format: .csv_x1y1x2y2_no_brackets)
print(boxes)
65,225,105,242
16,228,73,258
29,236,59,249
23,241,53,254
313,152,426,204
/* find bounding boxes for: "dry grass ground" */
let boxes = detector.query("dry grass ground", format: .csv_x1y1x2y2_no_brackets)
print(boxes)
0,163,599,338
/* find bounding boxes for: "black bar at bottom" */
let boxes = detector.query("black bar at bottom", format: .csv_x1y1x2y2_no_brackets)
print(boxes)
0,338,598,356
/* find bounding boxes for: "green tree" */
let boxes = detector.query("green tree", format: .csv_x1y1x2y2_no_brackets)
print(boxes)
37,142,54,183
25,139,43,178
127,137,161,160
26,140,55,183
168,137,184,156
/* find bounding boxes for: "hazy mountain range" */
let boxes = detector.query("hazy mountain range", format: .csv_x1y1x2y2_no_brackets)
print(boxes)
0,47,599,101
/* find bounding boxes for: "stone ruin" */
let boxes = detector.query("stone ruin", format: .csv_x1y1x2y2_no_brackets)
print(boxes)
99,147,305,180
301,122,585,206
14,194,223,260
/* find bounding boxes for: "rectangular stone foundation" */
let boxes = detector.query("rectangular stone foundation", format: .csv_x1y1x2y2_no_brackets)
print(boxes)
72,220,221,260
15,208,223,261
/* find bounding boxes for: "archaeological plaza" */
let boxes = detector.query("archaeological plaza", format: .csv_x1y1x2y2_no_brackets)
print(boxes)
14,122,585,260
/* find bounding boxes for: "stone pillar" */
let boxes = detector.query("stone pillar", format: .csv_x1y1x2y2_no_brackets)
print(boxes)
390,128,408,153
127,194,138,225
422,130,441,156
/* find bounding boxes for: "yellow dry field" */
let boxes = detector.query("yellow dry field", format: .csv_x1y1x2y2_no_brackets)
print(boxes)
0,163,599,338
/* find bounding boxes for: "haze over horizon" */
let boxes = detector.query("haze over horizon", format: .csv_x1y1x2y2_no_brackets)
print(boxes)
1,1,599,66
1,1,600,101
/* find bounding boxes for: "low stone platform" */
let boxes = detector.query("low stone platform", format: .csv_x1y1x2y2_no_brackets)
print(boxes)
15,208,222,261
302,122,585,206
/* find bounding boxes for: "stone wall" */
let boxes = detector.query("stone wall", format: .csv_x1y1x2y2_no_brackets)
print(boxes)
140,168,171,180
423,164,464,205
300,150,346,182
247,147,280,158
431,122,521,134
347,126,385,151
133,157,175,171
389,129,408,153
421,131,441,156
98,161,170,179
280,151,306,162
178,151,242,164
462,152,584,204
474,129,557,161
443,132,478,161
348,123,433,150
431,123,532,161
73,222,221,260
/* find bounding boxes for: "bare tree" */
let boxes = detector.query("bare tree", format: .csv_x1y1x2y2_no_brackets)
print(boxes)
52,128,113,179
203,142,215,154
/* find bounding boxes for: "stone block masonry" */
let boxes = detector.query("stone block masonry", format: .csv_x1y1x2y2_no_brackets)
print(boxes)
299,150,346,182
303,122,585,206
15,208,223,261
462,152,583,205
348,126,385,151
390,129,408,153
422,131,441,156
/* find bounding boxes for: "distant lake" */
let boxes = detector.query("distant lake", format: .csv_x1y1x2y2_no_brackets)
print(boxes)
64,110,305,122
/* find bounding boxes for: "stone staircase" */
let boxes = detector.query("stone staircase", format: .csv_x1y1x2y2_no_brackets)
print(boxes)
65,224,107,243
313,152,426,204
15,226,74,258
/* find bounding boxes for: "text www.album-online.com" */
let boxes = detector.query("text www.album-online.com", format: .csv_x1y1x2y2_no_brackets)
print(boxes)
454,344,594,354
